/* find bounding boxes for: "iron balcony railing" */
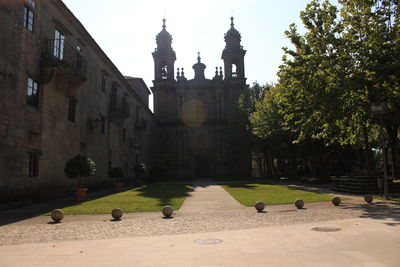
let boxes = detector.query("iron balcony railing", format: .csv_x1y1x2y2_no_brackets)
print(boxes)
42,38,87,78
110,96,130,118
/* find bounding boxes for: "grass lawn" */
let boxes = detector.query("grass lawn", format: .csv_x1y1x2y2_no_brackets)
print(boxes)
45,184,192,215
221,183,337,206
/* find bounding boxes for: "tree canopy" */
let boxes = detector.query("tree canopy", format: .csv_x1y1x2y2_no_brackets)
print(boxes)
249,0,400,178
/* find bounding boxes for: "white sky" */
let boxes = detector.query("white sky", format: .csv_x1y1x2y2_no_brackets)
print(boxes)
62,0,338,110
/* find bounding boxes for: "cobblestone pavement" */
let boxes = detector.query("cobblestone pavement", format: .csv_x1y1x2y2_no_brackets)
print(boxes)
1,182,399,246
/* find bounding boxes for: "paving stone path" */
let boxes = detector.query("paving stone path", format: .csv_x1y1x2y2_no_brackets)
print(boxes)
180,180,246,214
2,218,400,267
0,180,399,246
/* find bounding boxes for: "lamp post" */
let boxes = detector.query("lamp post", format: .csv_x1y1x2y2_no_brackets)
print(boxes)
372,103,389,199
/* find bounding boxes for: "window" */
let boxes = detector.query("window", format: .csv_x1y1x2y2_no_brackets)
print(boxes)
76,45,81,53
135,105,140,122
26,77,39,108
111,83,118,108
80,143,87,155
53,29,65,60
161,63,168,80
101,74,106,92
231,64,238,78
67,97,77,123
122,128,127,143
100,115,105,134
28,154,38,177
23,6,34,32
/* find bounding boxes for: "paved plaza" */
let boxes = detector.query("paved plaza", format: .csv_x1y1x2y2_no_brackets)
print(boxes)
0,181,400,266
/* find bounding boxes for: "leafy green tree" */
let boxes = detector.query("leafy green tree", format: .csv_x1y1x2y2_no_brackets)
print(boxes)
64,155,96,187
251,0,400,178
225,83,269,177
251,84,294,177
339,0,400,176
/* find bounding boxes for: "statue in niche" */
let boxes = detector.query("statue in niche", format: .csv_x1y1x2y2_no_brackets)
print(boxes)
161,66,168,79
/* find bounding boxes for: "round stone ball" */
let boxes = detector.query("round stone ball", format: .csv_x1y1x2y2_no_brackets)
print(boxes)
332,197,341,206
51,209,64,223
364,195,373,204
111,208,123,220
255,201,265,212
162,206,174,218
295,199,304,209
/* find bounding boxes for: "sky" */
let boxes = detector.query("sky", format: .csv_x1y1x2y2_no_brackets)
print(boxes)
62,0,339,110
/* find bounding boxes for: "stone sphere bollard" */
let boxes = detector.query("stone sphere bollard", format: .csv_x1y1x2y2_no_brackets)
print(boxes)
295,199,304,209
162,206,174,218
255,201,265,212
51,209,64,223
332,197,341,206
111,208,123,220
364,195,373,204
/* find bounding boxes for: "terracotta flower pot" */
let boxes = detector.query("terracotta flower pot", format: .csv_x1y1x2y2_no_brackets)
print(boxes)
113,183,122,193
74,188,88,201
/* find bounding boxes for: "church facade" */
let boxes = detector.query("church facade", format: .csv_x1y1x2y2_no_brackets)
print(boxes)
0,0,252,203
152,18,251,179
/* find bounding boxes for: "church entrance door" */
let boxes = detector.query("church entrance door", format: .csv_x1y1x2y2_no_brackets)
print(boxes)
195,155,210,178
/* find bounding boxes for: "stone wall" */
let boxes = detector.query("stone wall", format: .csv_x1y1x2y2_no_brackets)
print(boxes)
0,0,156,202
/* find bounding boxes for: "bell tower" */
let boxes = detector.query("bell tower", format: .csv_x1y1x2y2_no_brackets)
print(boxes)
152,19,176,82
221,17,246,83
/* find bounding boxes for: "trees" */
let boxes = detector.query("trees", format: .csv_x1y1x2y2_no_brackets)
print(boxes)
250,0,399,179
339,0,400,176
223,83,270,178
64,155,96,187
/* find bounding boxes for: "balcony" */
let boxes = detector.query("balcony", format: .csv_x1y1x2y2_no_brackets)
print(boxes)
110,96,130,124
41,38,87,89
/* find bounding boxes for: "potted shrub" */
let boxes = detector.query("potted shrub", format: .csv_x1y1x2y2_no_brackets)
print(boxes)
109,167,124,193
133,162,147,186
64,155,96,201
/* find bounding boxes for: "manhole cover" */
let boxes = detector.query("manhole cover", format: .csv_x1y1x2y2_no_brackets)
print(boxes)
311,226,341,232
194,239,223,245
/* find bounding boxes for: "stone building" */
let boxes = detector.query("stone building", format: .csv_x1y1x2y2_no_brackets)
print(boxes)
152,18,251,179
0,0,156,202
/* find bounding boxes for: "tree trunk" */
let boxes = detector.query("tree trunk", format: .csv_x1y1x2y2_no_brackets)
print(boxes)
312,141,318,178
363,126,372,175
256,157,264,178
289,145,298,180
358,148,363,175
386,124,400,177
319,153,330,181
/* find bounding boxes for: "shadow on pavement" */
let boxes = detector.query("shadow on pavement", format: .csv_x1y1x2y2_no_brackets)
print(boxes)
341,201,400,222
0,185,139,226
0,183,193,226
